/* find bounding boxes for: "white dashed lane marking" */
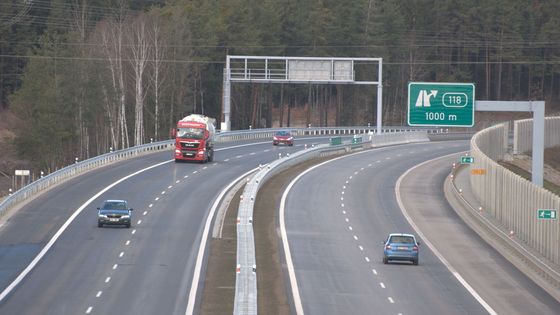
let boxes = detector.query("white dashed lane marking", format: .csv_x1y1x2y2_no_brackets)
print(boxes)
372,269,378,275
193,171,198,174
137,220,142,225
348,226,353,231
203,166,208,170
148,204,153,208
184,175,189,178
161,191,166,195
388,297,395,304
175,180,180,184
167,185,172,189
113,264,118,270
224,159,230,162
143,211,147,216
345,218,349,222
119,252,124,258
125,240,130,246
365,257,370,262
86,306,93,314
358,245,364,251
105,277,111,283
155,197,159,201
96,291,102,298
380,282,385,289
353,235,358,240
131,229,136,235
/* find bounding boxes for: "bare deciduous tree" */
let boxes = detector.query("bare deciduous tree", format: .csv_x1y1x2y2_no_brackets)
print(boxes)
98,7,129,149
128,14,150,146
150,16,166,141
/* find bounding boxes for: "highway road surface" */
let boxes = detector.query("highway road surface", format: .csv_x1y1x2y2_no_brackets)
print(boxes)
281,140,559,315
0,137,323,315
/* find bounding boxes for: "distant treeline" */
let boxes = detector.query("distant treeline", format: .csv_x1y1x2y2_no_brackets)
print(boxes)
1,0,559,170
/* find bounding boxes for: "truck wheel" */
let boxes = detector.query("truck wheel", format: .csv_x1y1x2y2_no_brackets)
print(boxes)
208,151,213,162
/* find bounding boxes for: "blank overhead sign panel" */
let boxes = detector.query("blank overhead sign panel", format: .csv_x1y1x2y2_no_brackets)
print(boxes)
287,60,353,81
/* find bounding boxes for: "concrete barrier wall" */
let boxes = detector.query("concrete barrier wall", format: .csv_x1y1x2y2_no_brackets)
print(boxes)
470,122,560,265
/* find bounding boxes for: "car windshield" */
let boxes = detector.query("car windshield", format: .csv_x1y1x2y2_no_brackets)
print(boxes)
177,127,204,139
275,131,290,136
389,236,415,244
102,201,128,210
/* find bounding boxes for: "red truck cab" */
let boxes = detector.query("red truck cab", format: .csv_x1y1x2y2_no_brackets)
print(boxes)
173,115,215,163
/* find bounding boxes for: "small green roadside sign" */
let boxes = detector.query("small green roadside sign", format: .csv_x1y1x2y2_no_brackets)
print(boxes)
537,209,557,220
330,137,342,145
461,156,474,164
408,82,475,127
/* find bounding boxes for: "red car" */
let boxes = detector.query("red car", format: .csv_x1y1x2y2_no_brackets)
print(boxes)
272,130,294,146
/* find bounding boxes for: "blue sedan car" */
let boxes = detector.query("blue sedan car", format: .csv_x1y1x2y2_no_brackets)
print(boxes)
383,233,420,265
97,199,133,228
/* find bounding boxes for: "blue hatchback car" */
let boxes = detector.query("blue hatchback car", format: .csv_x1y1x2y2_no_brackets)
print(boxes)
383,233,420,265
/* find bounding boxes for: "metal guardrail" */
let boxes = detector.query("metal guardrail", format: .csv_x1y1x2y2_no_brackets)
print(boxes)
470,120,560,265
233,131,430,315
215,126,444,143
0,126,444,220
0,140,174,218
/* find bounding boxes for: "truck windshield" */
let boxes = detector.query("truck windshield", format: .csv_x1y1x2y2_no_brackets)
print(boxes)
177,127,204,139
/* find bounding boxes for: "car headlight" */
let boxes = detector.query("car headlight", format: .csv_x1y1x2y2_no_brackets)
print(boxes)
121,215,130,219
98,215,107,218
288,137,293,140
175,149,181,154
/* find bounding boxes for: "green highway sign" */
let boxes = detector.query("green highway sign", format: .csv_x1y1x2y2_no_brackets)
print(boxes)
408,82,475,127
330,137,342,145
537,209,557,220
461,156,474,164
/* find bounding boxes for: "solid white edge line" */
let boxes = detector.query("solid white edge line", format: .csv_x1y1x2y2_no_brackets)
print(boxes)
185,167,259,315
279,146,405,315
0,159,172,303
395,153,497,315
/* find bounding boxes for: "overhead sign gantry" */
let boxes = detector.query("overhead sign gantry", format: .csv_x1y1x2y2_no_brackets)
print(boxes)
222,55,383,133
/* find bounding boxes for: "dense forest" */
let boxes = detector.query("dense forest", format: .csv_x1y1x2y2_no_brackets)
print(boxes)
1,0,560,172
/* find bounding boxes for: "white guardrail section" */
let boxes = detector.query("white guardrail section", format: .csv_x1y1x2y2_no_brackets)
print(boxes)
470,121,560,265
0,126,441,218
0,140,174,218
513,116,560,154
233,131,430,315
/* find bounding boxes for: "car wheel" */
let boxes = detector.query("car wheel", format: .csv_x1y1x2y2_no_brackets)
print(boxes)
383,256,388,264
413,259,418,265
289,143,293,146
98,222,103,228
126,223,131,228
